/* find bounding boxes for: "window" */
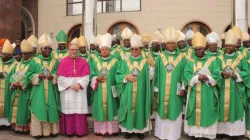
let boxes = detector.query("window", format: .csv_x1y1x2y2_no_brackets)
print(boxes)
67,0,141,16
181,21,211,36
98,0,141,13
67,0,83,16
108,21,140,40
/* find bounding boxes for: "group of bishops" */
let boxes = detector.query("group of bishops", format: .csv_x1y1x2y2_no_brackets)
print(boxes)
0,25,250,140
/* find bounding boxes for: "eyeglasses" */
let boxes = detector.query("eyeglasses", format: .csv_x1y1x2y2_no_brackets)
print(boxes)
131,48,140,51
42,47,52,51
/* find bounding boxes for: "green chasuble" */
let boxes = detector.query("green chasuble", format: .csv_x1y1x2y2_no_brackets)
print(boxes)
116,55,151,130
53,49,69,60
177,45,190,55
183,55,221,127
141,48,150,58
155,50,186,120
110,44,121,55
245,51,250,132
0,58,17,118
217,53,249,123
112,47,131,61
236,46,248,57
25,55,60,123
90,56,119,122
79,52,90,62
185,48,195,60
79,52,93,106
9,59,32,125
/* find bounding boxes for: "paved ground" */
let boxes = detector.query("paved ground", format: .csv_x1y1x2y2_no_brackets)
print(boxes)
0,117,249,140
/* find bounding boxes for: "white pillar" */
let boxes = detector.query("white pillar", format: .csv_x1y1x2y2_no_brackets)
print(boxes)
233,0,248,32
84,0,97,47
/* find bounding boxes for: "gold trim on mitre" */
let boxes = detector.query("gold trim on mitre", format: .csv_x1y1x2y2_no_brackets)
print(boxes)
164,27,178,43
177,31,185,42
152,31,164,43
225,29,238,46
70,38,78,45
241,32,250,42
121,27,133,40
38,33,52,47
192,32,206,48
77,36,87,47
232,26,242,39
27,35,38,48
94,34,102,46
99,33,113,49
130,34,143,48
21,39,33,53
142,33,150,43
2,39,14,54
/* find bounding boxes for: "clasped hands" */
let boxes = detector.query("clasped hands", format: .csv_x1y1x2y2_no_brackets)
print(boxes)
38,73,54,80
221,71,237,79
10,82,25,91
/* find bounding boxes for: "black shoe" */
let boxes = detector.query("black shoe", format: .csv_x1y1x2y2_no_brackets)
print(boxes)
33,136,41,139
67,135,74,138
15,131,22,134
50,134,58,137
112,133,119,136
230,136,239,140
137,133,144,139
95,133,101,136
124,133,132,139
216,134,225,139
76,135,84,138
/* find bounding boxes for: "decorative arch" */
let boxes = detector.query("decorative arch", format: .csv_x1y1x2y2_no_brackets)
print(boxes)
21,6,35,39
67,23,83,42
180,19,212,36
223,23,250,34
107,20,140,40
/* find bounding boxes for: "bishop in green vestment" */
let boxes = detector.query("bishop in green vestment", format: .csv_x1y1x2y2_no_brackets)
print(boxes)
205,32,223,59
26,33,60,138
217,30,250,138
183,32,221,139
0,39,17,127
90,33,119,135
9,40,34,133
154,27,186,140
110,34,121,55
116,34,153,139
54,30,68,60
112,27,133,61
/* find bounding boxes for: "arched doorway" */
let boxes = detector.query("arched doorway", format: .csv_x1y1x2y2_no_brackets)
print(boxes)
67,24,83,42
224,24,250,34
181,20,212,36
21,6,35,39
107,21,140,40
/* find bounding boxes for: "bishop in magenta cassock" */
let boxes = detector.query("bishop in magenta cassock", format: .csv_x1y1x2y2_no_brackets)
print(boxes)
57,38,90,137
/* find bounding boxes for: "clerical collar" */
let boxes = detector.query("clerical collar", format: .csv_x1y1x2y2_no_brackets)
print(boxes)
102,56,110,60
80,53,86,56
153,51,160,55
124,47,131,51
167,50,176,54
112,44,117,48
210,51,217,55
58,49,66,52
226,52,235,56
23,57,32,63
179,48,186,51
4,59,12,64
197,55,205,60
132,55,141,59
145,48,149,51
90,50,95,53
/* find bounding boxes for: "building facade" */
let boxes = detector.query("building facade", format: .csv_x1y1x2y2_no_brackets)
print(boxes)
1,0,250,46
0,0,38,42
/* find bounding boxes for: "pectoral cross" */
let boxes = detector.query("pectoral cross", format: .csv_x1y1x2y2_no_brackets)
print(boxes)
73,60,77,74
